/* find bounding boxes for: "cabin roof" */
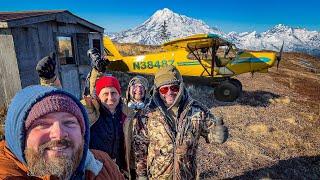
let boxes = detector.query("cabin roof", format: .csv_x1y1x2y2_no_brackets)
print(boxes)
0,10,103,32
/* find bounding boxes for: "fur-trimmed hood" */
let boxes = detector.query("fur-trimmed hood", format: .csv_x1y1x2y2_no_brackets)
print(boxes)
125,75,150,107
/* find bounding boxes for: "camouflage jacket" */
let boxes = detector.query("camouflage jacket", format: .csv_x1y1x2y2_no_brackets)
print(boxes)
133,88,222,180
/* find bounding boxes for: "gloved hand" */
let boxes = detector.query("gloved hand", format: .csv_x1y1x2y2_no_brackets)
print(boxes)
36,52,56,79
212,117,228,144
87,48,110,72
82,95,100,126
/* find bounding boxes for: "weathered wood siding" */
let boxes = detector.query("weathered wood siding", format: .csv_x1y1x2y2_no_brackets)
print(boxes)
77,33,90,66
1,12,103,103
12,22,57,88
12,21,96,89
12,26,41,87
0,29,22,107
77,33,91,94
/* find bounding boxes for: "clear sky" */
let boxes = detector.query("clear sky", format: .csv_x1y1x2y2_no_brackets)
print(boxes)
1,0,319,33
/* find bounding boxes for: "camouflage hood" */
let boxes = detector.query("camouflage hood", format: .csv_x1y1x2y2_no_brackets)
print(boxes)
125,75,150,105
151,82,189,117
152,65,187,111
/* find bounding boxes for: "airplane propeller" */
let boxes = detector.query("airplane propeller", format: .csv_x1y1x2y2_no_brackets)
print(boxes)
276,41,284,70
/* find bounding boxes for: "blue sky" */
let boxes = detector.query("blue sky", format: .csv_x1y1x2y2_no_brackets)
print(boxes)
1,0,319,33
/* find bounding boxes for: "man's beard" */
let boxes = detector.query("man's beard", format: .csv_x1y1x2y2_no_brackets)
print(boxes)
25,139,84,179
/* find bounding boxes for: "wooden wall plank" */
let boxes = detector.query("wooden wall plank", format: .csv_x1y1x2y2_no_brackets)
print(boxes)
0,29,22,107
11,27,39,87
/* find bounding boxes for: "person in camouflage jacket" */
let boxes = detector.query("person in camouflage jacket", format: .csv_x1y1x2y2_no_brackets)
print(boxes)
123,75,150,179
133,65,228,179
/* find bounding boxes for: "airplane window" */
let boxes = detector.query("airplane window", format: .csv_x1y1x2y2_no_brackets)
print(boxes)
187,48,213,61
217,45,236,59
187,53,197,60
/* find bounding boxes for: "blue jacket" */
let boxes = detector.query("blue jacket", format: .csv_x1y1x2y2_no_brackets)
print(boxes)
5,85,90,180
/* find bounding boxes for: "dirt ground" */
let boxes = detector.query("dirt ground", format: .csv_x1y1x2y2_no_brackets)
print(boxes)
190,53,320,179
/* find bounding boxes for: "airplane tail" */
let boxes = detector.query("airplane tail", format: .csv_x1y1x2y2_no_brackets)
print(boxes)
103,36,123,61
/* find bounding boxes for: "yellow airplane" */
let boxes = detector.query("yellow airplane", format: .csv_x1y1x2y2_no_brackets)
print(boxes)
103,34,283,102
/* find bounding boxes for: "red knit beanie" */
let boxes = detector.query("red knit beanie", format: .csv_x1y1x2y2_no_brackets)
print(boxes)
25,94,85,134
95,76,121,96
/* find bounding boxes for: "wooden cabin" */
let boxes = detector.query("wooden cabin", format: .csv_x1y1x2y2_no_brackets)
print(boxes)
0,10,104,108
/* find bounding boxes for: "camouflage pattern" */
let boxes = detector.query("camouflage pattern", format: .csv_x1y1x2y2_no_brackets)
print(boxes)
133,87,224,179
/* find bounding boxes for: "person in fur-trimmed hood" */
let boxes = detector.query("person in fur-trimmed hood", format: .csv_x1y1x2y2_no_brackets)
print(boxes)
0,85,124,179
124,75,150,113
133,65,229,180
122,75,150,180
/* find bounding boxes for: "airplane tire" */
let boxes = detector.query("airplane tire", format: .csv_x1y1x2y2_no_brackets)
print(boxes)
229,78,243,92
214,81,240,102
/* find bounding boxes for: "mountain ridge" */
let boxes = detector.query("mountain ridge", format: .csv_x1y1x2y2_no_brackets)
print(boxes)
108,8,320,57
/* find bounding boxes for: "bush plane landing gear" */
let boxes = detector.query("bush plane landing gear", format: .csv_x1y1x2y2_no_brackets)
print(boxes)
213,78,242,102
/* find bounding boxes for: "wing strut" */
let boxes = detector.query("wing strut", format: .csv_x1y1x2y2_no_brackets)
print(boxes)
187,45,212,76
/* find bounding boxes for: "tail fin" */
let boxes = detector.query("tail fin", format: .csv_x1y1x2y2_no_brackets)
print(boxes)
103,36,123,61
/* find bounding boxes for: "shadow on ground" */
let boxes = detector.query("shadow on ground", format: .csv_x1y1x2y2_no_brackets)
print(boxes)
235,90,281,107
199,169,218,179
193,90,281,109
228,155,320,180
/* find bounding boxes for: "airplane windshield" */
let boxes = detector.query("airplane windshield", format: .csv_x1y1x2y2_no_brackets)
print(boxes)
217,45,236,59
187,47,213,61
186,44,236,70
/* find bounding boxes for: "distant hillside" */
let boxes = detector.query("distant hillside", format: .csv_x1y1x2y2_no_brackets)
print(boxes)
114,42,163,56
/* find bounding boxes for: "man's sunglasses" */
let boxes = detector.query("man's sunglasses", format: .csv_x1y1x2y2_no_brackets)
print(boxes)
159,85,180,94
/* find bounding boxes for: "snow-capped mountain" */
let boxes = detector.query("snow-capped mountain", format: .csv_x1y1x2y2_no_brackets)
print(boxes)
109,8,320,57
110,8,223,45
227,24,320,57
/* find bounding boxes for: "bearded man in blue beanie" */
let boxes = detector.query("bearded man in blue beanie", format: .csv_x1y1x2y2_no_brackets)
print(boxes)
0,85,124,179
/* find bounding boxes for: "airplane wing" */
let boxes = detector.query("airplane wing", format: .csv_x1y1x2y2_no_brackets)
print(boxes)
162,34,233,51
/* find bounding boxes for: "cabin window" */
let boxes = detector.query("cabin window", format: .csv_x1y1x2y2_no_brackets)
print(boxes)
57,36,75,65
92,39,101,52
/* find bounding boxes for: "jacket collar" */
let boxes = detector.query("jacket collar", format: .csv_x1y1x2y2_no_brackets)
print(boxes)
151,85,193,140
100,100,123,117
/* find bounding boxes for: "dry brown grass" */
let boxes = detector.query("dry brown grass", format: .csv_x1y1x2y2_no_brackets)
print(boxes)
0,106,6,139
188,52,320,179
0,106,6,124
114,42,163,56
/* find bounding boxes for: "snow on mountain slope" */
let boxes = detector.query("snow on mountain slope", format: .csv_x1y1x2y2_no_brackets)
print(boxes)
110,8,223,45
109,9,320,57
228,24,320,56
